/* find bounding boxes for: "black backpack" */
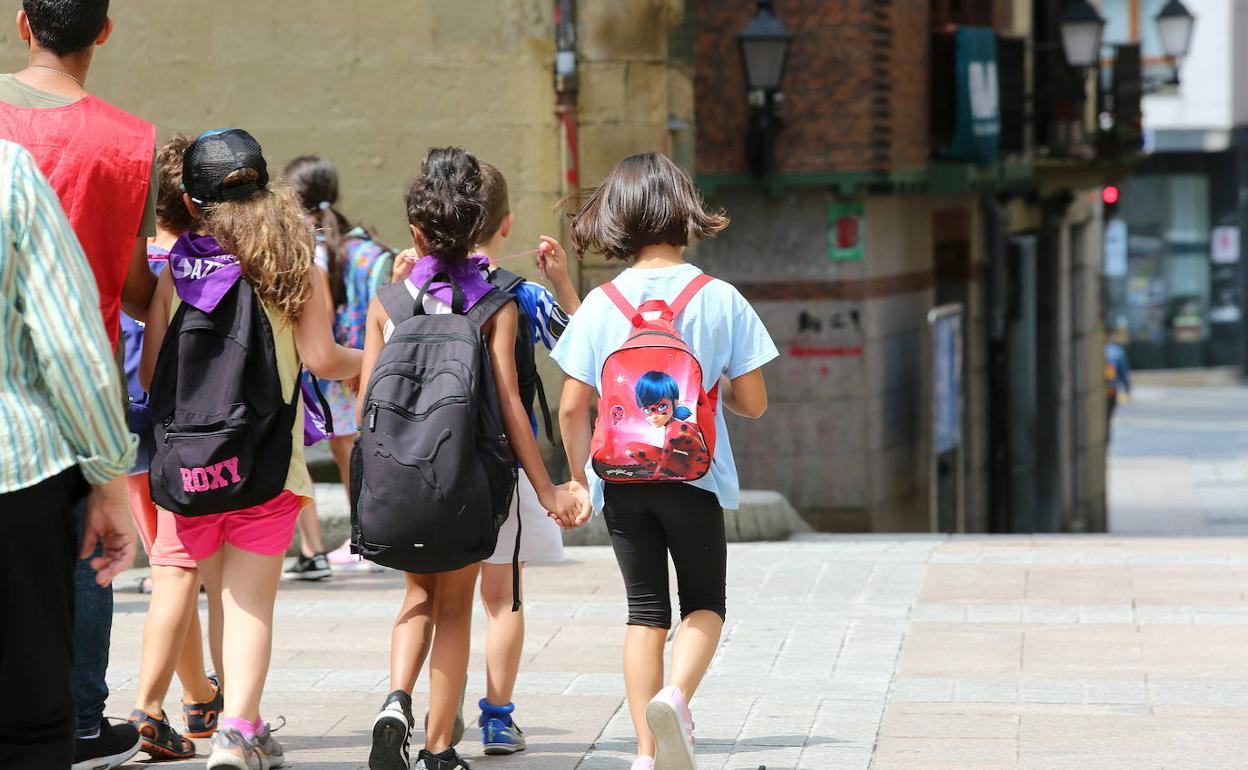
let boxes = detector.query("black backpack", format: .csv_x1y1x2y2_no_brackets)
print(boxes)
350,273,518,576
487,268,555,441
148,280,299,516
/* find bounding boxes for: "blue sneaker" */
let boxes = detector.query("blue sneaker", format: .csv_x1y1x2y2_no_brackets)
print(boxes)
478,699,526,755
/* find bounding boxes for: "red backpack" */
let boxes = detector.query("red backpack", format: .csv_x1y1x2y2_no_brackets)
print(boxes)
591,274,719,483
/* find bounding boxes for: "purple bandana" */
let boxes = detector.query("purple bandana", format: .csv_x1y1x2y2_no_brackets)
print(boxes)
405,254,493,312
170,232,243,313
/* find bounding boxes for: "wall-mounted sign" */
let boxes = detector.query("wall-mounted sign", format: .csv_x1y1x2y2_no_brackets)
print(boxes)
1212,226,1240,264
827,201,864,261
1104,219,1128,277
947,27,1000,164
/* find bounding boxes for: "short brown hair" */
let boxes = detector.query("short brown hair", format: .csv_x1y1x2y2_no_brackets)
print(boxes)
478,162,510,242
569,153,727,260
155,133,195,234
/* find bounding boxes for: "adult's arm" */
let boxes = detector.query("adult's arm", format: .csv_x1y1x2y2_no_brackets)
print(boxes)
121,237,157,322
14,148,136,482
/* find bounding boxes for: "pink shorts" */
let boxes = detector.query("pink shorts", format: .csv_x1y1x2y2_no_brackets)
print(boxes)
128,474,196,568
173,490,304,561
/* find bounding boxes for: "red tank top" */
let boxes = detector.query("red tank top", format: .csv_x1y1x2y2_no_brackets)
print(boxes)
0,94,155,345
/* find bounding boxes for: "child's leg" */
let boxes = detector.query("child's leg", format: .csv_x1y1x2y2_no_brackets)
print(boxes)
389,572,438,693
329,434,355,490
603,486,674,758
480,561,524,706
176,595,215,703
662,486,728,700
204,563,225,688
134,564,212,714
425,563,482,753
216,543,284,721
295,500,326,557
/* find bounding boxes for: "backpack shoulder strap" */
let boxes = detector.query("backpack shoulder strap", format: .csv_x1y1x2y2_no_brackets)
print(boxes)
465,286,516,326
487,267,526,294
669,273,715,318
600,282,644,328
377,281,417,326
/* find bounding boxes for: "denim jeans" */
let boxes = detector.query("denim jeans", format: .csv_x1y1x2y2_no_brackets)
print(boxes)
73,498,113,735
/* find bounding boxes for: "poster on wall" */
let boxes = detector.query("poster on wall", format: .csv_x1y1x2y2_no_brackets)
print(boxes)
1104,219,1128,276
827,201,865,261
1212,226,1240,265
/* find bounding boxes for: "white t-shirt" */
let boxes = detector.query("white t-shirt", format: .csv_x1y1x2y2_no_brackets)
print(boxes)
551,263,779,512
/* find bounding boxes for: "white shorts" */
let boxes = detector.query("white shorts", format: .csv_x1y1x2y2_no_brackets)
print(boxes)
487,469,566,564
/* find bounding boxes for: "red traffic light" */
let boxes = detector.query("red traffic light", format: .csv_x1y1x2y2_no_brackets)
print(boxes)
1102,185,1121,205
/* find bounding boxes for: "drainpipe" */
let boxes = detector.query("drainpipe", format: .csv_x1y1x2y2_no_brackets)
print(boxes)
554,0,581,289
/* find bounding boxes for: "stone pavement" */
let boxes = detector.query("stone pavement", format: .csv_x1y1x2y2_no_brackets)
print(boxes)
1109,384,1248,535
103,534,1248,769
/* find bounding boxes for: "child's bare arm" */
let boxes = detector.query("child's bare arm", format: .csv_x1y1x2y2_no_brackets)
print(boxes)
295,272,362,380
558,377,595,486
139,270,173,391
538,235,581,315
720,368,769,419
355,297,386,425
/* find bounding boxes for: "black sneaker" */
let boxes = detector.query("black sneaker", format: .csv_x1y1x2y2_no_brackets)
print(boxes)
413,747,472,770
370,690,413,770
283,552,331,580
72,718,142,770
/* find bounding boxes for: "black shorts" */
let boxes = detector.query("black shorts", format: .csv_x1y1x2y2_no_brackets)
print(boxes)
602,482,727,629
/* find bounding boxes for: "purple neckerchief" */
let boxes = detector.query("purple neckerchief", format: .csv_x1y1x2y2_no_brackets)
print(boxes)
170,232,243,313
405,254,493,312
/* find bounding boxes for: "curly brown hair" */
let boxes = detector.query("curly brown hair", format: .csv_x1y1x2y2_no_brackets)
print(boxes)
199,168,314,322
155,133,195,234
405,147,486,264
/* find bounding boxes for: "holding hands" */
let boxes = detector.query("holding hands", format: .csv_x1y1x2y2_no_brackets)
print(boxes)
542,479,592,529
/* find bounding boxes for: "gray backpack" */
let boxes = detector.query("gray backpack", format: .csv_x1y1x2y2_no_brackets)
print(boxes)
350,273,518,576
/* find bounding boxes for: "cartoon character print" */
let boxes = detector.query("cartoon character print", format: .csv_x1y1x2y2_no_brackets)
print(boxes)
623,371,711,480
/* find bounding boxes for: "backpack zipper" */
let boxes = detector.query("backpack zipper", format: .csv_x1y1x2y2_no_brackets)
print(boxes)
389,333,477,346
368,397,469,427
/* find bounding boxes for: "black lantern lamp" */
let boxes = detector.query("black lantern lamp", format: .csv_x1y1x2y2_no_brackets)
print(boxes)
737,0,791,178
1155,0,1196,84
1057,0,1106,70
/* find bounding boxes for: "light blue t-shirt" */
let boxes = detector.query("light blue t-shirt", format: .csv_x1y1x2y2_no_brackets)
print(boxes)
551,263,779,512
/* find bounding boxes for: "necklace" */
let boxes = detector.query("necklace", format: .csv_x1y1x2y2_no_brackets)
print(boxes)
27,65,84,88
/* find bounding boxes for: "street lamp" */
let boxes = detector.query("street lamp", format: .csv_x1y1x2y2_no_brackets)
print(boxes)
1155,0,1196,83
1057,0,1106,70
737,0,791,178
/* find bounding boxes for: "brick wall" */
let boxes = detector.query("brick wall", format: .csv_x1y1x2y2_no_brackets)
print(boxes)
695,0,931,176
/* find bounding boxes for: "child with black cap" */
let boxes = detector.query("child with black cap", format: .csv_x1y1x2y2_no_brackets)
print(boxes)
140,128,363,770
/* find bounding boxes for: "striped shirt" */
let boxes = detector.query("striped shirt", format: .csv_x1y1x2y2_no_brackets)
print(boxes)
0,139,136,493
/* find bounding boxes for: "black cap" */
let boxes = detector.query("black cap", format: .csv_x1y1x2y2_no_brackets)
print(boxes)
183,129,269,203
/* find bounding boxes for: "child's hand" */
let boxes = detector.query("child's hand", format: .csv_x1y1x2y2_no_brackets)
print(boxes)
391,248,418,284
537,236,572,284
542,482,587,529
568,480,592,527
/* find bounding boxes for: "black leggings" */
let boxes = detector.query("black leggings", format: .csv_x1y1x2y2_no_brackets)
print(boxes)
603,482,727,629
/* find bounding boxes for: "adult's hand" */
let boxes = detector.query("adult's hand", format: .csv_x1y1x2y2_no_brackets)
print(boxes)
80,476,136,586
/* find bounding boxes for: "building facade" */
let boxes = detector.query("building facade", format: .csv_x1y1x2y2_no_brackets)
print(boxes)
1101,0,1248,371
1,0,1114,533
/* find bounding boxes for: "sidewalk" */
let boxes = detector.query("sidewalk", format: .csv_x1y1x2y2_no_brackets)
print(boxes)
105,535,1248,769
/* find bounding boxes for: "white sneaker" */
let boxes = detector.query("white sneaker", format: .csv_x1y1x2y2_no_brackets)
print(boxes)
206,728,262,770
254,717,286,768
645,686,695,770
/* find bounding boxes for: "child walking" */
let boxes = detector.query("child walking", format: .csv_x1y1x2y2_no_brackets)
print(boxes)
472,161,580,754
357,147,587,770
123,133,223,761
282,154,395,580
552,153,777,770
141,129,363,770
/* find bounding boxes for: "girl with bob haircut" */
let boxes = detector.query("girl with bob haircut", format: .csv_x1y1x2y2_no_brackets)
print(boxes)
552,152,779,770
141,128,363,770
359,147,588,770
